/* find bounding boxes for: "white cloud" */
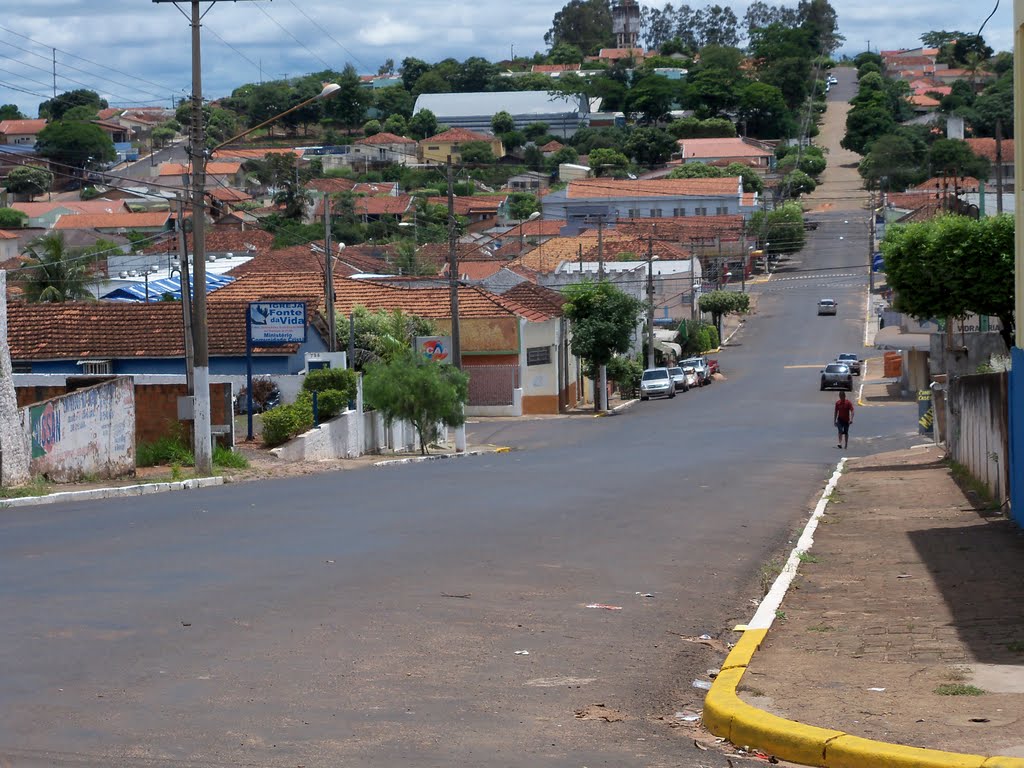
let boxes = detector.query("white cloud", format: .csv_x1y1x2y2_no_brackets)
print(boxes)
357,15,429,47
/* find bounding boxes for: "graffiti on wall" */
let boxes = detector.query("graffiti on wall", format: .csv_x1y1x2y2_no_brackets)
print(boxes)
25,378,136,482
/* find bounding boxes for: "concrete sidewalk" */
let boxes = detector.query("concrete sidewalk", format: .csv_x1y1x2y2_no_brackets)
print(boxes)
705,445,1024,767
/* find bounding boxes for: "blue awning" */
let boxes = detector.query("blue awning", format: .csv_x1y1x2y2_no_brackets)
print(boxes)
102,273,235,302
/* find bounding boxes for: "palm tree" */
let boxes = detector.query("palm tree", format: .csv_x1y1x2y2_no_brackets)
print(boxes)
21,232,94,303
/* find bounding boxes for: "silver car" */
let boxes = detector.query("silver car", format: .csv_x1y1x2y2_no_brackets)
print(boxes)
817,298,837,316
820,363,853,391
667,366,689,392
640,367,675,400
835,353,862,375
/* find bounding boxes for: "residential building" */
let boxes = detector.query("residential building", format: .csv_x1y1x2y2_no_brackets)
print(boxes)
341,132,419,168
677,137,775,169
426,195,507,227
504,170,551,192
0,119,47,147
540,177,758,223
0,230,18,261
966,138,1014,192
11,200,131,229
53,211,173,235
419,127,505,165
414,91,594,138
157,161,245,189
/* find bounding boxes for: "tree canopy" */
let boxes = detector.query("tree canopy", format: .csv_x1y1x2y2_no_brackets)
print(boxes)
881,214,1013,348
545,0,614,55
38,89,107,121
4,165,53,198
561,280,645,376
34,121,116,170
20,233,95,303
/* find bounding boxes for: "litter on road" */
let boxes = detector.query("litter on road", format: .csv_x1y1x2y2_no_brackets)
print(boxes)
692,679,713,690
514,650,530,655
586,603,623,610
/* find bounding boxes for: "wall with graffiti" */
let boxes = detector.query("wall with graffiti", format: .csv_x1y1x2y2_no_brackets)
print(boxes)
23,377,136,483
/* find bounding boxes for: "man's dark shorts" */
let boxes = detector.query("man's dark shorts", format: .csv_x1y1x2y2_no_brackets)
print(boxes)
836,420,850,436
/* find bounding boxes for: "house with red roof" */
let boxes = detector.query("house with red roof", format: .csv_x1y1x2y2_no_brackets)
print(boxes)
419,127,505,165
341,132,418,167
965,138,1014,191
0,119,47,147
677,137,775,169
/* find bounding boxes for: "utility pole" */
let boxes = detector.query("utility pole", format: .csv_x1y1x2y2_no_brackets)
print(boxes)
52,49,57,98
996,117,1004,215
646,235,656,369
323,197,336,352
175,198,194,395
868,189,876,294
446,155,462,369
597,217,605,280
153,0,266,474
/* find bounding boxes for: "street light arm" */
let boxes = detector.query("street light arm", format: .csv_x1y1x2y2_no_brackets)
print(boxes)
210,83,340,153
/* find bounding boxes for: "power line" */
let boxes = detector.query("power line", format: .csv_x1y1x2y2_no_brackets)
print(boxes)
254,5,334,71
285,0,367,71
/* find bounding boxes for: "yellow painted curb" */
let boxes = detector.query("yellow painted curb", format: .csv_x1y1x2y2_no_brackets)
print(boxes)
703,629,1024,768
494,447,511,453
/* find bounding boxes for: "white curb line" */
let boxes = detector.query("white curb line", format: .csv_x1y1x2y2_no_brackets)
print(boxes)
748,458,846,630
374,449,498,467
0,476,225,509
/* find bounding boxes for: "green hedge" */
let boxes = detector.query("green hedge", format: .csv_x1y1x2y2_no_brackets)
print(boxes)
262,370,357,447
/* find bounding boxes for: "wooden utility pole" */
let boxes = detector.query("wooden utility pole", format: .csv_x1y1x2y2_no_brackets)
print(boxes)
323,197,336,352
996,117,1004,215
446,155,462,369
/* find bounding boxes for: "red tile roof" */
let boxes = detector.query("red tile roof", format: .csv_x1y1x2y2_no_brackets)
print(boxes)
422,127,496,144
141,227,275,255
307,177,358,193
908,94,940,108
54,212,171,230
211,147,304,160
12,201,129,217
352,181,400,196
913,176,982,192
426,195,505,215
677,137,774,159
507,218,566,238
565,177,740,199
965,138,1013,163
595,48,648,60
532,64,580,73
539,140,564,152
7,300,297,360
356,132,417,146
501,281,566,317
608,215,745,242
207,187,253,202
0,119,46,135
355,195,412,216
0,229,17,240
456,261,505,281
158,162,242,176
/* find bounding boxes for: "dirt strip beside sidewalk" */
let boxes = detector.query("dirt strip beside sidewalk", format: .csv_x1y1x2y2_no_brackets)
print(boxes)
737,446,1024,758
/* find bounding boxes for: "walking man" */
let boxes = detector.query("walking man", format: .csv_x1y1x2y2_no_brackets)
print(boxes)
834,390,854,449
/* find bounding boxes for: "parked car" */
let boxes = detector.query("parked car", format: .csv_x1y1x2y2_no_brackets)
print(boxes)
820,364,853,391
234,385,282,414
640,367,675,400
680,356,711,386
667,366,689,392
828,75,838,85
817,298,837,316
707,359,720,376
681,366,699,389
835,353,862,375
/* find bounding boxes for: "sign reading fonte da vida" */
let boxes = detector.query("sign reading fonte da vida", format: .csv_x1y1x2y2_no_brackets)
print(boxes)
414,336,453,364
248,301,307,344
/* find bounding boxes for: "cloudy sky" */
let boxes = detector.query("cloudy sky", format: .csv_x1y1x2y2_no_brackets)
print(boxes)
0,0,1013,118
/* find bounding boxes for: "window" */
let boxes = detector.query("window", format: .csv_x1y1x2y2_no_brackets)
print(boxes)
11,362,31,373
716,206,729,215
527,346,552,366
650,208,663,217
673,207,686,216
693,207,708,216
627,208,641,218
79,360,112,375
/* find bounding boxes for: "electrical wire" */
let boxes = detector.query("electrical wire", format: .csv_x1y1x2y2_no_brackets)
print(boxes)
284,0,367,71
254,5,335,71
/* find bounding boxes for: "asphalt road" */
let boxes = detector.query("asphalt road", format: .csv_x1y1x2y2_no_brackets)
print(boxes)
0,72,920,767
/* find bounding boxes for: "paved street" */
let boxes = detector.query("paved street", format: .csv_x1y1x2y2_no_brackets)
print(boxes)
0,68,923,768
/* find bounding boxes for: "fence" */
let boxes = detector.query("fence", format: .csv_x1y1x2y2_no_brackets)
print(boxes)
946,372,1009,507
466,365,520,406
22,377,136,483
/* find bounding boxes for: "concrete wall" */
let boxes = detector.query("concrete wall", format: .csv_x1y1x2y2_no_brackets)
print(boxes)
22,377,136,483
930,331,1009,379
946,371,1009,506
15,374,232,447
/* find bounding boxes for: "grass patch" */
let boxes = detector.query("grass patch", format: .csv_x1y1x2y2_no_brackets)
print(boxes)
775,609,787,621
797,552,820,564
825,488,844,504
946,459,999,511
759,558,784,595
213,445,249,469
935,683,985,696
0,476,51,499
807,624,835,632
137,435,193,467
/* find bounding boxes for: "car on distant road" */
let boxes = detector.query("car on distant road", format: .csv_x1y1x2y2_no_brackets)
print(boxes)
835,353,862,375
817,298,837,316
681,366,699,389
828,75,838,85
680,356,711,386
820,364,853,391
667,366,690,392
640,367,675,400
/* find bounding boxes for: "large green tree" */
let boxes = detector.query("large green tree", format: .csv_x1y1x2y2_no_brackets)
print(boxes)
544,0,614,55
858,133,926,190
0,104,25,120
738,81,796,138
882,214,1013,348
4,165,53,198
34,121,116,171
0,208,28,228
623,126,675,165
363,354,469,455
322,64,372,130
698,290,750,339
561,279,644,387
38,89,107,121
747,201,805,255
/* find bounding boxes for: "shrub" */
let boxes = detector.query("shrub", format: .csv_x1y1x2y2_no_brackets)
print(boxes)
261,400,314,447
302,367,357,401
705,324,720,350
311,389,349,420
606,355,642,393
136,433,193,466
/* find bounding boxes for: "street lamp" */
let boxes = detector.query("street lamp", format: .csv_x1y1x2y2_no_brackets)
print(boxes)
518,210,542,254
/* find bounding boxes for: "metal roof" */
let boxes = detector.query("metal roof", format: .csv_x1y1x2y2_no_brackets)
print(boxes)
102,273,235,302
414,91,587,118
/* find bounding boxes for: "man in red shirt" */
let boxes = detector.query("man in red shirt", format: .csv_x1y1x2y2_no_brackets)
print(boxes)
834,390,854,449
